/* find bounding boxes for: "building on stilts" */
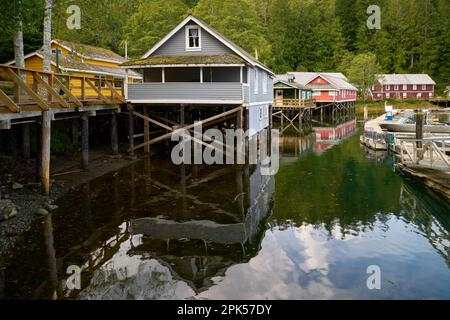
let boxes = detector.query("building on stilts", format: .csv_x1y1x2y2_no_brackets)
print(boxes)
121,15,275,157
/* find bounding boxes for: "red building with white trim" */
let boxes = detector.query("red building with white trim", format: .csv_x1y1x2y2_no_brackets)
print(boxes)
370,74,436,100
276,72,357,103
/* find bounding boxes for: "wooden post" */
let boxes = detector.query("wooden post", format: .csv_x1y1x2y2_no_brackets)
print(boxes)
144,106,150,154
22,123,30,159
81,115,89,169
416,111,424,152
180,104,186,126
110,112,119,155
41,111,52,195
80,77,85,101
128,105,135,157
237,106,243,130
35,122,41,182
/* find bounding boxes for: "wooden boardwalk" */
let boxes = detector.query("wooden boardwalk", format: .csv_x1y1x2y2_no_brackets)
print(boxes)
0,65,126,123
0,64,127,194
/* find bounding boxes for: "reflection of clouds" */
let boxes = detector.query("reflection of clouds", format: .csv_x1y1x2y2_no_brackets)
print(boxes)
197,229,347,300
75,216,450,300
294,225,330,275
79,235,194,300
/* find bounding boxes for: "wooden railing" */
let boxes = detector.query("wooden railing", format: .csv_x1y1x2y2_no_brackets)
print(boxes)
273,98,315,109
0,65,126,114
397,137,450,169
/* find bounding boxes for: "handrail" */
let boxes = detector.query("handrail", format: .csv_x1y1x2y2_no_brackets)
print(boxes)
0,65,125,113
273,98,316,108
397,137,450,169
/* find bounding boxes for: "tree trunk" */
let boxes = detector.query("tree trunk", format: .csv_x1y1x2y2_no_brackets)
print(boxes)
13,20,25,69
43,0,53,73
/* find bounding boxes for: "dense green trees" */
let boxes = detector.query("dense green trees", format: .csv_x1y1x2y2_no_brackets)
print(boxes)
1,0,449,88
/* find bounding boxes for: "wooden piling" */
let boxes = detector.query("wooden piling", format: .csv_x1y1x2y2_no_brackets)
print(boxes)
22,123,30,159
35,123,41,182
110,112,119,155
416,112,424,150
180,104,186,126
41,111,51,195
81,115,89,170
128,105,135,157
144,106,150,154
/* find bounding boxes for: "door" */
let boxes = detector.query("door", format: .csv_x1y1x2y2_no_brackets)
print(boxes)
276,90,283,106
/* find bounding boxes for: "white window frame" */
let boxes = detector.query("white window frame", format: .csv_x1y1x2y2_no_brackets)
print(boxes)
386,85,390,91
403,92,407,98
262,72,268,94
254,69,259,94
312,91,320,97
422,85,427,90
394,85,399,91
413,85,417,90
185,26,202,52
417,92,422,98
386,92,390,98
52,48,62,55
403,85,407,90
429,92,433,97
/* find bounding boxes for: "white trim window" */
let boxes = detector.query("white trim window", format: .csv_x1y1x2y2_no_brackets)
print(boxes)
403,85,407,90
254,69,259,94
186,26,201,51
429,92,433,97
417,92,422,98
52,48,62,56
312,91,320,97
386,92,390,98
403,92,407,98
413,85,417,90
422,85,427,90
386,85,390,91
262,72,268,94
394,85,399,91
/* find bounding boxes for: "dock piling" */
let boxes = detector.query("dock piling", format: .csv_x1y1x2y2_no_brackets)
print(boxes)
81,115,89,170
110,112,119,155
41,111,52,195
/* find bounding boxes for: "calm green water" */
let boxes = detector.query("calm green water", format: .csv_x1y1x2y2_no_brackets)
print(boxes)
2,117,450,300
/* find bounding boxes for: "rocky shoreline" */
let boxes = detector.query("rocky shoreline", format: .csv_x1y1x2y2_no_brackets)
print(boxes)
0,152,139,267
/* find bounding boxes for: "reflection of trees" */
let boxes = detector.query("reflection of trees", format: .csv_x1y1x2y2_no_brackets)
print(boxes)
274,132,404,235
399,182,450,267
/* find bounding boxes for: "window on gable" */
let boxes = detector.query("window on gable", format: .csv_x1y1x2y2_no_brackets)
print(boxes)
186,26,201,50
52,48,62,56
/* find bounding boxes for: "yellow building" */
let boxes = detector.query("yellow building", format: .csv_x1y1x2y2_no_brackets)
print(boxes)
6,39,142,97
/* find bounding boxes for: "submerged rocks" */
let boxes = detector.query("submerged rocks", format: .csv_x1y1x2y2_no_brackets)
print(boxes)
0,200,18,221
47,204,59,212
12,183,24,190
36,208,49,217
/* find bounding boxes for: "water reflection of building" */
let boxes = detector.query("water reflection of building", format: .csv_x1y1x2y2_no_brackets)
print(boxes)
314,119,357,153
277,133,316,164
62,162,275,299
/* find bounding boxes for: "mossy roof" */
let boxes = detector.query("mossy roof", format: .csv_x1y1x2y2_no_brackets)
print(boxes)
121,54,245,67
56,40,126,63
